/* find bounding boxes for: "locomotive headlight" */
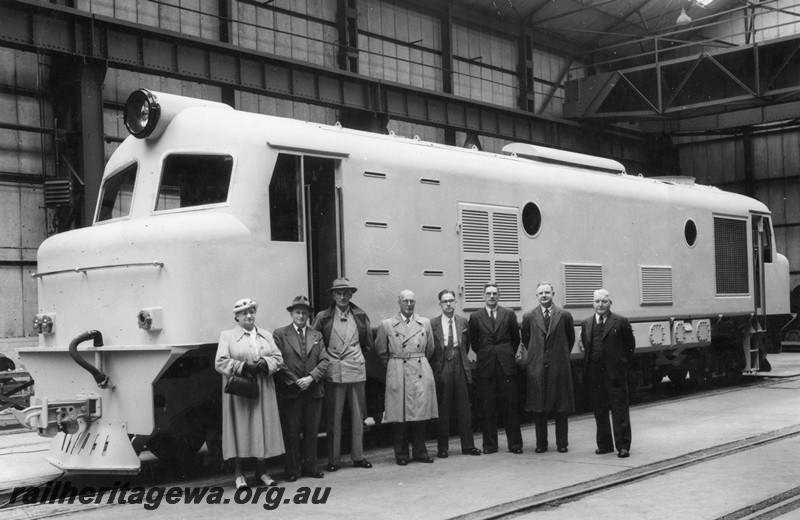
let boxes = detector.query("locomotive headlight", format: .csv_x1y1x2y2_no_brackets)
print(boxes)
124,89,161,139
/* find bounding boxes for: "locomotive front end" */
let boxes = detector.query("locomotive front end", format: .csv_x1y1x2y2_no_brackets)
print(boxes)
12,90,265,474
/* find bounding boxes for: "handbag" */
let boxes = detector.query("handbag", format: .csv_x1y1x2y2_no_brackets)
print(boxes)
224,374,259,399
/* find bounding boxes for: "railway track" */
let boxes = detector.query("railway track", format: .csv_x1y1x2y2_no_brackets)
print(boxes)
453,423,800,520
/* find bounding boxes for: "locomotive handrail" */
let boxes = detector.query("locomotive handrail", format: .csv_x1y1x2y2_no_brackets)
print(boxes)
31,261,164,279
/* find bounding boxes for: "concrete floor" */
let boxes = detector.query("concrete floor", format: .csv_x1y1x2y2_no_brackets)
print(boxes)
3,353,800,519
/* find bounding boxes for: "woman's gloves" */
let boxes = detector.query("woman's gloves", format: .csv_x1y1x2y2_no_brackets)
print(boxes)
242,358,270,377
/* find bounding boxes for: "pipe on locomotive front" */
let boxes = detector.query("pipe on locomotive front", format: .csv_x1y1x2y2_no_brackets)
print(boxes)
68,330,109,388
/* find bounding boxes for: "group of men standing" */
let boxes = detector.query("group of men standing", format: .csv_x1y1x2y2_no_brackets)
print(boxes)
273,277,636,481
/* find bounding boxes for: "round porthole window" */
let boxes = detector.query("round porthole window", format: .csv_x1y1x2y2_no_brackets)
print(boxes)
684,219,697,247
522,202,542,237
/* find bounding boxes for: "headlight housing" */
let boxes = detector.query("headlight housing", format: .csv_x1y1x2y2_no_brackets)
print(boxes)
124,89,161,139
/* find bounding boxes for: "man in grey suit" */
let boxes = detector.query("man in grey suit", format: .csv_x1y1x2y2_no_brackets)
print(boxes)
468,283,523,454
430,289,481,458
520,282,575,453
273,296,328,481
580,288,636,458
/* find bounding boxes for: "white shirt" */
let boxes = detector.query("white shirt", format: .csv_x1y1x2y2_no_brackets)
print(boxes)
441,316,458,347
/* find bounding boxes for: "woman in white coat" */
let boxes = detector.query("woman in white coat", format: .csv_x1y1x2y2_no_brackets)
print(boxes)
215,298,284,489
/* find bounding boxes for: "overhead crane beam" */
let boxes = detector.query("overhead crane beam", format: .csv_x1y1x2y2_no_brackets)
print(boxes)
0,0,625,148
564,32,800,133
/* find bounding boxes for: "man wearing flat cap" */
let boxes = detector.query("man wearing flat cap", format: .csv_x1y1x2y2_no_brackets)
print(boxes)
580,288,636,458
311,278,374,471
274,296,328,482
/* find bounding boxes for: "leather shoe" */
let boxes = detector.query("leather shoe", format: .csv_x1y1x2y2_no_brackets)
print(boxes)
234,475,247,490
257,474,277,487
285,474,299,483
414,456,435,463
595,448,613,455
618,449,630,458
325,463,339,472
353,459,372,468
462,448,482,456
483,447,498,454
510,448,523,454
437,451,449,459
534,446,547,453
557,447,569,453
396,458,408,466
301,470,325,479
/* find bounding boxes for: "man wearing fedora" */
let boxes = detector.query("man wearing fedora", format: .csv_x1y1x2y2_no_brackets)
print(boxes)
311,277,374,471
273,296,328,482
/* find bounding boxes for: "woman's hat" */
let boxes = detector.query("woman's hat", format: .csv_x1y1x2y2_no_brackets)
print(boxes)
232,298,258,314
286,295,312,312
328,277,358,293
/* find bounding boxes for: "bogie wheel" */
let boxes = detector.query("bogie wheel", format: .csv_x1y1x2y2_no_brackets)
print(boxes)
667,366,688,384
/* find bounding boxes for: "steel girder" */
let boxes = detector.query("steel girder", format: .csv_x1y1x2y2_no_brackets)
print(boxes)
565,34,800,133
0,0,613,147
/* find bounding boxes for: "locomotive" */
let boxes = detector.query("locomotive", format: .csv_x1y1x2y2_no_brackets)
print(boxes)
12,89,791,475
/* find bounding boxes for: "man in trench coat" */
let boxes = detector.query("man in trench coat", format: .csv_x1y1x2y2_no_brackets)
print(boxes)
520,282,575,453
375,289,438,465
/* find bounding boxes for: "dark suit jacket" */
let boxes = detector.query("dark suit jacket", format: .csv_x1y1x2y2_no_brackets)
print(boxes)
273,324,328,399
468,306,520,378
580,311,635,380
430,314,472,385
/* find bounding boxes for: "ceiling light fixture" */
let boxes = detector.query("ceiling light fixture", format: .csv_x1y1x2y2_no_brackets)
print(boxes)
676,6,692,25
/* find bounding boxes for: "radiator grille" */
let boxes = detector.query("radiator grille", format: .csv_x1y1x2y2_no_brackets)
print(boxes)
714,217,748,295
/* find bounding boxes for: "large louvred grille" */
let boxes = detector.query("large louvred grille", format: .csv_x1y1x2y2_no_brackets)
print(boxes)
714,217,748,295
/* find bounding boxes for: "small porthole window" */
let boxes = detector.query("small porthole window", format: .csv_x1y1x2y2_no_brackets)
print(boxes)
684,219,697,247
522,202,542,237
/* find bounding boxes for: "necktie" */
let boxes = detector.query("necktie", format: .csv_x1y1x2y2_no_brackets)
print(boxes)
446,319,454,348
298,328,306,357
490,309,496,326
544,308,550,329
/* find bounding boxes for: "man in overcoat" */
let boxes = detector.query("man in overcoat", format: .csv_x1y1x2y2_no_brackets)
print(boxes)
468,283,523,454
429,289,481,458
273,295,328,482
311,278,374,471
580,288,636,458
375,289,438,465
520,282,575,453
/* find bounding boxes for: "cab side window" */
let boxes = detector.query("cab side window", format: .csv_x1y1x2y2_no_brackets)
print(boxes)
269,153,303,242
155,154,232,211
